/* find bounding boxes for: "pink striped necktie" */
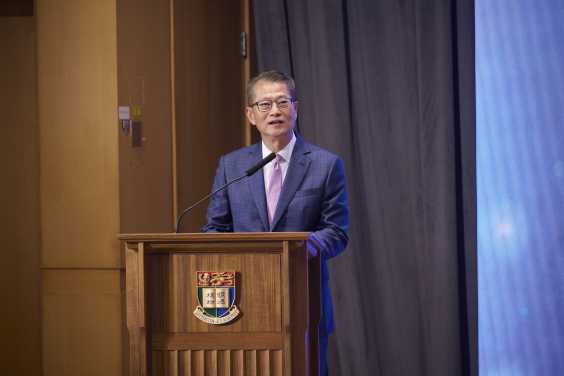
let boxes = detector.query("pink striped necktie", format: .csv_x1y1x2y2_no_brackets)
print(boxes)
267,154,284,227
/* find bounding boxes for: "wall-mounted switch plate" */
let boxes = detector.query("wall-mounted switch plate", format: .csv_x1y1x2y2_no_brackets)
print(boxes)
122,120,130,134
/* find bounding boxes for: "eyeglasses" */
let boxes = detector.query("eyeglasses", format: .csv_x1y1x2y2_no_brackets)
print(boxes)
250,98,294,112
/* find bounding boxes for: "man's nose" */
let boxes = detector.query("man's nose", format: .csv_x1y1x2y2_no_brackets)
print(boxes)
268,102,282,115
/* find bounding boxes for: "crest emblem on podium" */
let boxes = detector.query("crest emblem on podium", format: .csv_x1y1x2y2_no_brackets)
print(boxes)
193,271,240,324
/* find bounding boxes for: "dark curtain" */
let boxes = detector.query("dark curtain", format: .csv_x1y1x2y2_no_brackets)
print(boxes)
253,0,477,375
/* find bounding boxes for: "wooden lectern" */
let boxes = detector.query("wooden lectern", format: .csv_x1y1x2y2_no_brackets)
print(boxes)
117,232,323,376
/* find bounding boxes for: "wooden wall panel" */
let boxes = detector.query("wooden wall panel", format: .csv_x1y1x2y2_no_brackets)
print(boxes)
42,269,121,293
244,0,262,146
37,0,120,268
42,269,122,376
0,16,41,376
173,0,246,233
149,253,281,333
117,0,173,234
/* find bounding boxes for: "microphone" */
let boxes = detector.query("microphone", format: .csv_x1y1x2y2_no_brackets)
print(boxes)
245,152,276,176
174,153,276,233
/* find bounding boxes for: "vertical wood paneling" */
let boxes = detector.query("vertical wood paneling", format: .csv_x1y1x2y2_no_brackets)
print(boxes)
165,350,178,376
150,254,164,332
37,0,120,268
244,350,257,376
126,246,140,375
241,255,281,332
116,0,173,235
0,16,41,376
42,285,122,376
138,243,148,376
282,242,291,375
173,0,246,233
291,244,308,376
242,0,262,146
152,349,282,376
270,350,282,376
178,350,191,376
191,350,204,375
204,350,218,376
258,350,270,376
231,350,244,376
217,350,230,376
153,351,164,376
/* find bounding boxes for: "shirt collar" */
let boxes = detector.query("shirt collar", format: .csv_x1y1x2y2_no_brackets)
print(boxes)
261,131,297,163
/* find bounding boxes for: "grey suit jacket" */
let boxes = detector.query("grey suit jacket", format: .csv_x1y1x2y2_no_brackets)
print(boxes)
201,132,349,336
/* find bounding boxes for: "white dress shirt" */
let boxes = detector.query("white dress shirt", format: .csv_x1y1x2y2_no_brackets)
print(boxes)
262,131,297,192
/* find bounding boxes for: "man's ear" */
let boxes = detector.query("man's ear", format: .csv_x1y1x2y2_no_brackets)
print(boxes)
246,107,256,125
293,101,298,119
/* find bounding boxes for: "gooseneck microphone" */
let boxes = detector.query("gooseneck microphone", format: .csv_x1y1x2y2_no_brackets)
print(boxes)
174,152,276,233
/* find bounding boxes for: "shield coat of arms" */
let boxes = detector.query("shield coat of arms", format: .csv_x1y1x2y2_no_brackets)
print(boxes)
194,271,240,324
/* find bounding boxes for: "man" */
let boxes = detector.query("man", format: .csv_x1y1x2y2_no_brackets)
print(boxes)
201,70,349,375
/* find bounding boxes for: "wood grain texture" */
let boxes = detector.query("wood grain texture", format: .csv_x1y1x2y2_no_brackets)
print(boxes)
153,351,164,376
270,350,282,376
149,253,281,333
42,290,122,376
116,0,174,235
126,235,323,376
307,254,321,376
146,242,283,252
37,0,120,268
290,242,308,376
258,350,270,376
126,245,141,376
139,243,148,376
242,0,261,147
151,350,283,376
192,350,204,375
166,350,178,376
152,333,282,350
118,232,318,242
173,0,246,233
42,269,121,293
0,16,41,376
231,350,243,376
204,350,217,375
282,242,291,376
178,350,191,375
217,350,230,376
244,349,257,376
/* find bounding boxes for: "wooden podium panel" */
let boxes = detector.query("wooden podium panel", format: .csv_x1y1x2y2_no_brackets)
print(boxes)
118,233,322,376
148,253,281,333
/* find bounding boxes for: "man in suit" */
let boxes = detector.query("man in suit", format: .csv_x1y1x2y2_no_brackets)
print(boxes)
201,70,349,375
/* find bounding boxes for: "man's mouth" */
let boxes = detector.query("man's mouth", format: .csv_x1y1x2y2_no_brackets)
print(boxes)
269,120,284,125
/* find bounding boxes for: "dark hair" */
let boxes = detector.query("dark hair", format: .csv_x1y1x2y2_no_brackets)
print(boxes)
246,70,296,105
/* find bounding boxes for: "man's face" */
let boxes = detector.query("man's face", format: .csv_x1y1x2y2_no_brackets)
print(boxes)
245,81,298,141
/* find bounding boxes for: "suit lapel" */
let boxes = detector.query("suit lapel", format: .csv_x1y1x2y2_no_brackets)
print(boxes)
247,142,269,232
270,134,311,231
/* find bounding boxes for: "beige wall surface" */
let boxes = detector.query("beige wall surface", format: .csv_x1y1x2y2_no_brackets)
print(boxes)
0,16,42,376
37,0,120,269
42,269,123,376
